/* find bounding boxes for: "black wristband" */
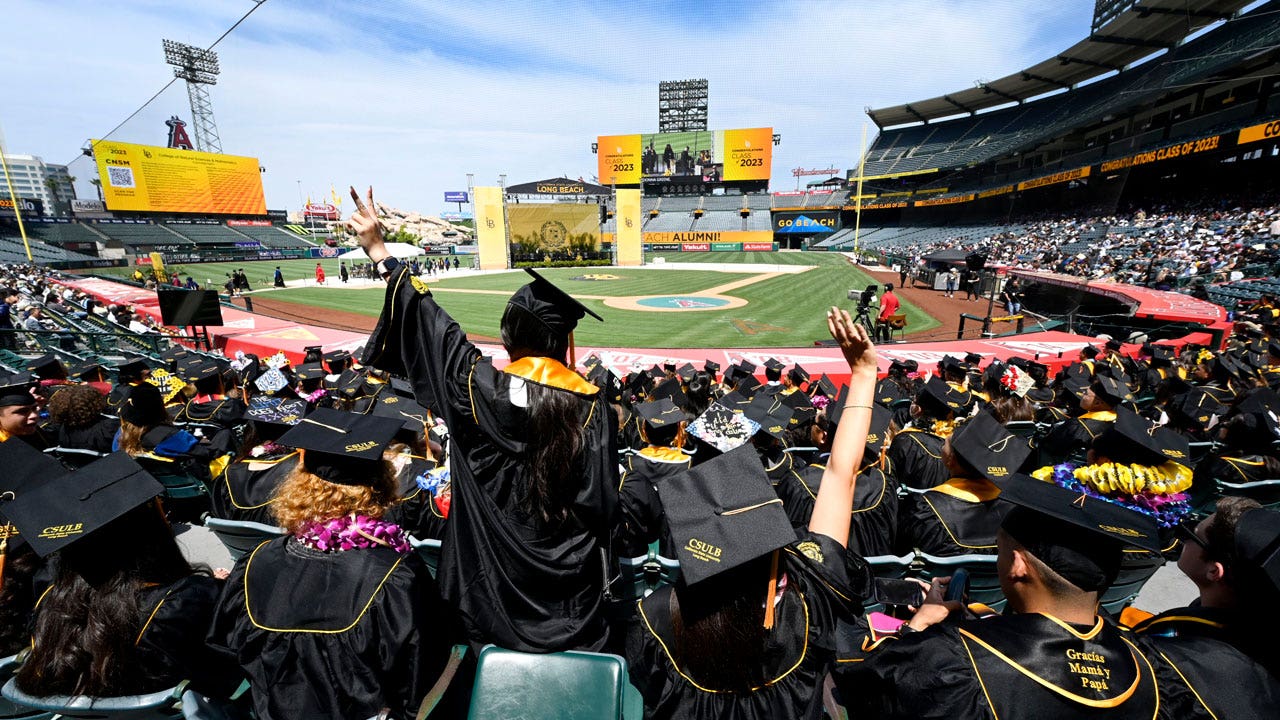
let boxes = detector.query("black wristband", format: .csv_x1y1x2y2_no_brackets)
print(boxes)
377,257,401,279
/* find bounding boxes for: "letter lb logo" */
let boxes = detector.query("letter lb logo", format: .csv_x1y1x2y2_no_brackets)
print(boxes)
485,218,496,228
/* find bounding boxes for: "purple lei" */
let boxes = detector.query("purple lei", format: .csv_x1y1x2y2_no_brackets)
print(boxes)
294,515,412,554
1047,463,1191,529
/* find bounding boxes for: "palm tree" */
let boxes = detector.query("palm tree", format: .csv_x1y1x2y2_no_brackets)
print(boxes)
89,177,103,201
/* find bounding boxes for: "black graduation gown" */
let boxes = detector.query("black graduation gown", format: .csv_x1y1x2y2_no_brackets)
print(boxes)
614,447,691,558
48,416,119,454
384,453,449,540
626,532,863,720
886,428,947,490
207,538,458,720
1192,453,1273,490
897,478,1006,556
136,575,243,698
776,459,899,557
209,452,297,525
835,613,1163,719
1040,412,1115,465
1129,605,1280,716
174,396,247,427
362,265,619,653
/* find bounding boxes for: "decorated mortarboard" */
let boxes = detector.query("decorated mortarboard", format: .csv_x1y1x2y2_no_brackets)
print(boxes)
245,396,307,427
656,444,797,586
26,354,67,380
294,363,326,382
506,267,604,337
1001,475,1164,594
948,411,1030,482
1103,408,1190,466
687,402,760,453
703,359,721,376
255,367,292,395
0,373,36,407
0,438,64,551
278,407,402,486
115,358,151,381
635,399,691,432
810,375,838,398
143,369,186,404
676,363,697,382
1235,508,1280,598
763,358,785,373
2,453,166,557
1090,375,1132,406
264,351,291,370
788,364,811,385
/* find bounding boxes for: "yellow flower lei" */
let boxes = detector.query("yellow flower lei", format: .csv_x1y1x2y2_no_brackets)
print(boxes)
1032,461,1192,496
930,419,958,438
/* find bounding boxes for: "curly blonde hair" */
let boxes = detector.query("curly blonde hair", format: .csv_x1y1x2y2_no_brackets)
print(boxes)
269,456,398,533
117,420,147,457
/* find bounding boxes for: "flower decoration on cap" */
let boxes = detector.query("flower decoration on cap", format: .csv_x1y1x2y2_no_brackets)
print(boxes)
999,365,1035,398
1031,461,1193,528
265,351,291,370
144,368,186,403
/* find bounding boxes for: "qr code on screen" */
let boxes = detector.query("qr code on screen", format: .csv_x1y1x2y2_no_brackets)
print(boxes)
107,166,135,188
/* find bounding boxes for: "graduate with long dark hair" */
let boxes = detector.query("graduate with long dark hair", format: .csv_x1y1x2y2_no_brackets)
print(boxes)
348,186,619,653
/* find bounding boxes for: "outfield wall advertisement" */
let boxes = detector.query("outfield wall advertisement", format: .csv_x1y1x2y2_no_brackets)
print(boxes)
91,139,266,215
597,128,772,185
506,204,601,253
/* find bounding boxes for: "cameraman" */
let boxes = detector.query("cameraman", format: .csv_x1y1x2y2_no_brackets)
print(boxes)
854,284,879,332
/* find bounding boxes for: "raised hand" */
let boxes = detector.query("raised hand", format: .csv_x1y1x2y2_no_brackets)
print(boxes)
827,306,877,375
345,186,388,262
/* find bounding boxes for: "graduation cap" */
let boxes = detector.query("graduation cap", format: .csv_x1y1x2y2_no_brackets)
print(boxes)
635,399,690,433
888,359,918,375
656,444,797,586
294,363,326,383
1,453,165,557
650,377,687,407
687,402,761,454
763,358,785,375
745,396,793,441
1001,475,1163,591
26,354,67,380
323,350,352,371
735,374,763,399
119,381,169,427
1098,408,1190,466
370,393,431,440
183,359,222,385
1151,346,1176,364
827,393,893,454
115,358,151,382
1235,508,1280,599
1166,389,1227,430
303,346,324,363
278,407,402,486
964,352,984,367
916,376,968,417
159,345,190,363
874,379,908,408
0,373,36,407
676,363,697,383
624,370,651,400
144,369,187,404
69,360,112,382
810,375,838,398
939,355,967,377
1090,375,1132,407
264,352,291,370
507,268,604,338
1269,341,1280,359
245,396,307,428
0,438,64,552
948,411,1031,482
1104,339,1123,352
703,359,721,376
649,364,667,379
255,367,292,395
782,365,808,387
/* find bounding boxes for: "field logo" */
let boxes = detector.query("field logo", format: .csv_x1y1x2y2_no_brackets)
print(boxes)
636,296,731,310
571,274,621,281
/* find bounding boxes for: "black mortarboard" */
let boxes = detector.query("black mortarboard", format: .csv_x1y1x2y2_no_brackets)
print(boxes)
1090,375,1132,407
1235,508,1280,598
656,444,797,586
811,375,837,398
1100,408,1190,466
1269,340,1280,359
763,358,784,373
788,364,810,385
581,354,602,371
735,374,762,398
69,360,111,381
676,363,697,382
650,378,687,407
745,396,793,440
369,393,431,441
916,376,967,417
717,390,752,413
294,363,326,382
663,360,677,372
278,407,401,485
1151,346,1176,363
635,399,690,433
650,364,667,379
0,373,36,407
948,411,1031,482
939,355,967,377
588,365,624,404
26,354,66,380
1,453,165,557
703,359,721,376
827,392,892,454
0,439,64,551
790,405,816,428
889,359,919,375
506,268,604,336
119,382,169,427
1001,476,1163,592
964,352,984,367
323,350,352,372
1105,339,1123,352
184,359,222,385
115,358,151,382
874,379,907,408
1166,389,1227,430
159,345,189,363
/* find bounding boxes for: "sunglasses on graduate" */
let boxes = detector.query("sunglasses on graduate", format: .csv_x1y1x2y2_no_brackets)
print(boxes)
1174,516,1213,555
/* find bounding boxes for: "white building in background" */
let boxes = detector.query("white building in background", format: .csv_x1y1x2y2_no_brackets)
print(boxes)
0,153,77,216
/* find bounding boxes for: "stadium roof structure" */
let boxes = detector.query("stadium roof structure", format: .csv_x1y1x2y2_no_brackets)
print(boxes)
867,0,1255,128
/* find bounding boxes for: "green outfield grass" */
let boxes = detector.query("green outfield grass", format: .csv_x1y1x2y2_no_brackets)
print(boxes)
430,267,755,297
265,251,939,348
92,258,349,289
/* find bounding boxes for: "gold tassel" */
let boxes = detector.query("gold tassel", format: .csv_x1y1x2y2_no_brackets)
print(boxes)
569,331,577,367
763,549,780,630
0,530,9,593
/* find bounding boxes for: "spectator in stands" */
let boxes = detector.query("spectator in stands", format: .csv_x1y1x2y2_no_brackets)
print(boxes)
877,283,900,343
1002,277,1023,314
128,312,152,334
0,290,16,351
21,307,49,332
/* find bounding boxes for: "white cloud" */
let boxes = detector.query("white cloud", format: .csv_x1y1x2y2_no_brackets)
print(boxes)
1,0,1091,212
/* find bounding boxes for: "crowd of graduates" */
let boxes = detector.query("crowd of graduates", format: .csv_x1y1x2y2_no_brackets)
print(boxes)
0,195,1278,718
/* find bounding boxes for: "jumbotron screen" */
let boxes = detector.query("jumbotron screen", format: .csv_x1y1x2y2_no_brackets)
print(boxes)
597,128,772,185
92,139,267,215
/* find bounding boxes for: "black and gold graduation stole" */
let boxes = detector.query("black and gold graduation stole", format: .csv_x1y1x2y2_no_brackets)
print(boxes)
957,614,1156,716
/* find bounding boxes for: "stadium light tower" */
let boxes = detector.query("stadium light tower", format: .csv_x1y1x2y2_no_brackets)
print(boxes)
658,79,708,134
162,39,222,153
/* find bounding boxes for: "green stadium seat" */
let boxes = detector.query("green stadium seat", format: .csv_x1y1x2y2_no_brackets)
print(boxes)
410,536,443,578
202,516,286,562
467,646,629,720
1100,549,1167,616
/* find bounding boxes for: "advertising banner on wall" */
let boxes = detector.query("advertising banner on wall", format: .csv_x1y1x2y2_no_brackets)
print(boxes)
91,139,266,215
773,211,839,232
507,204,601,253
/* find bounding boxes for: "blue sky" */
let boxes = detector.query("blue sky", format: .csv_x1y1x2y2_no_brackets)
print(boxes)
2,0,1094,214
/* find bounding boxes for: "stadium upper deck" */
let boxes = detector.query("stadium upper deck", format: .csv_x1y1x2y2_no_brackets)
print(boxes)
859,0,1276,182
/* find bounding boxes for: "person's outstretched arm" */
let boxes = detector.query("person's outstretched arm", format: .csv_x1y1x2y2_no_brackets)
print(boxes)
809,307,878,547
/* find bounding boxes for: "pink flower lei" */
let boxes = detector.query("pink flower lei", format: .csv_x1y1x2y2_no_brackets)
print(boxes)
294,514,412,554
